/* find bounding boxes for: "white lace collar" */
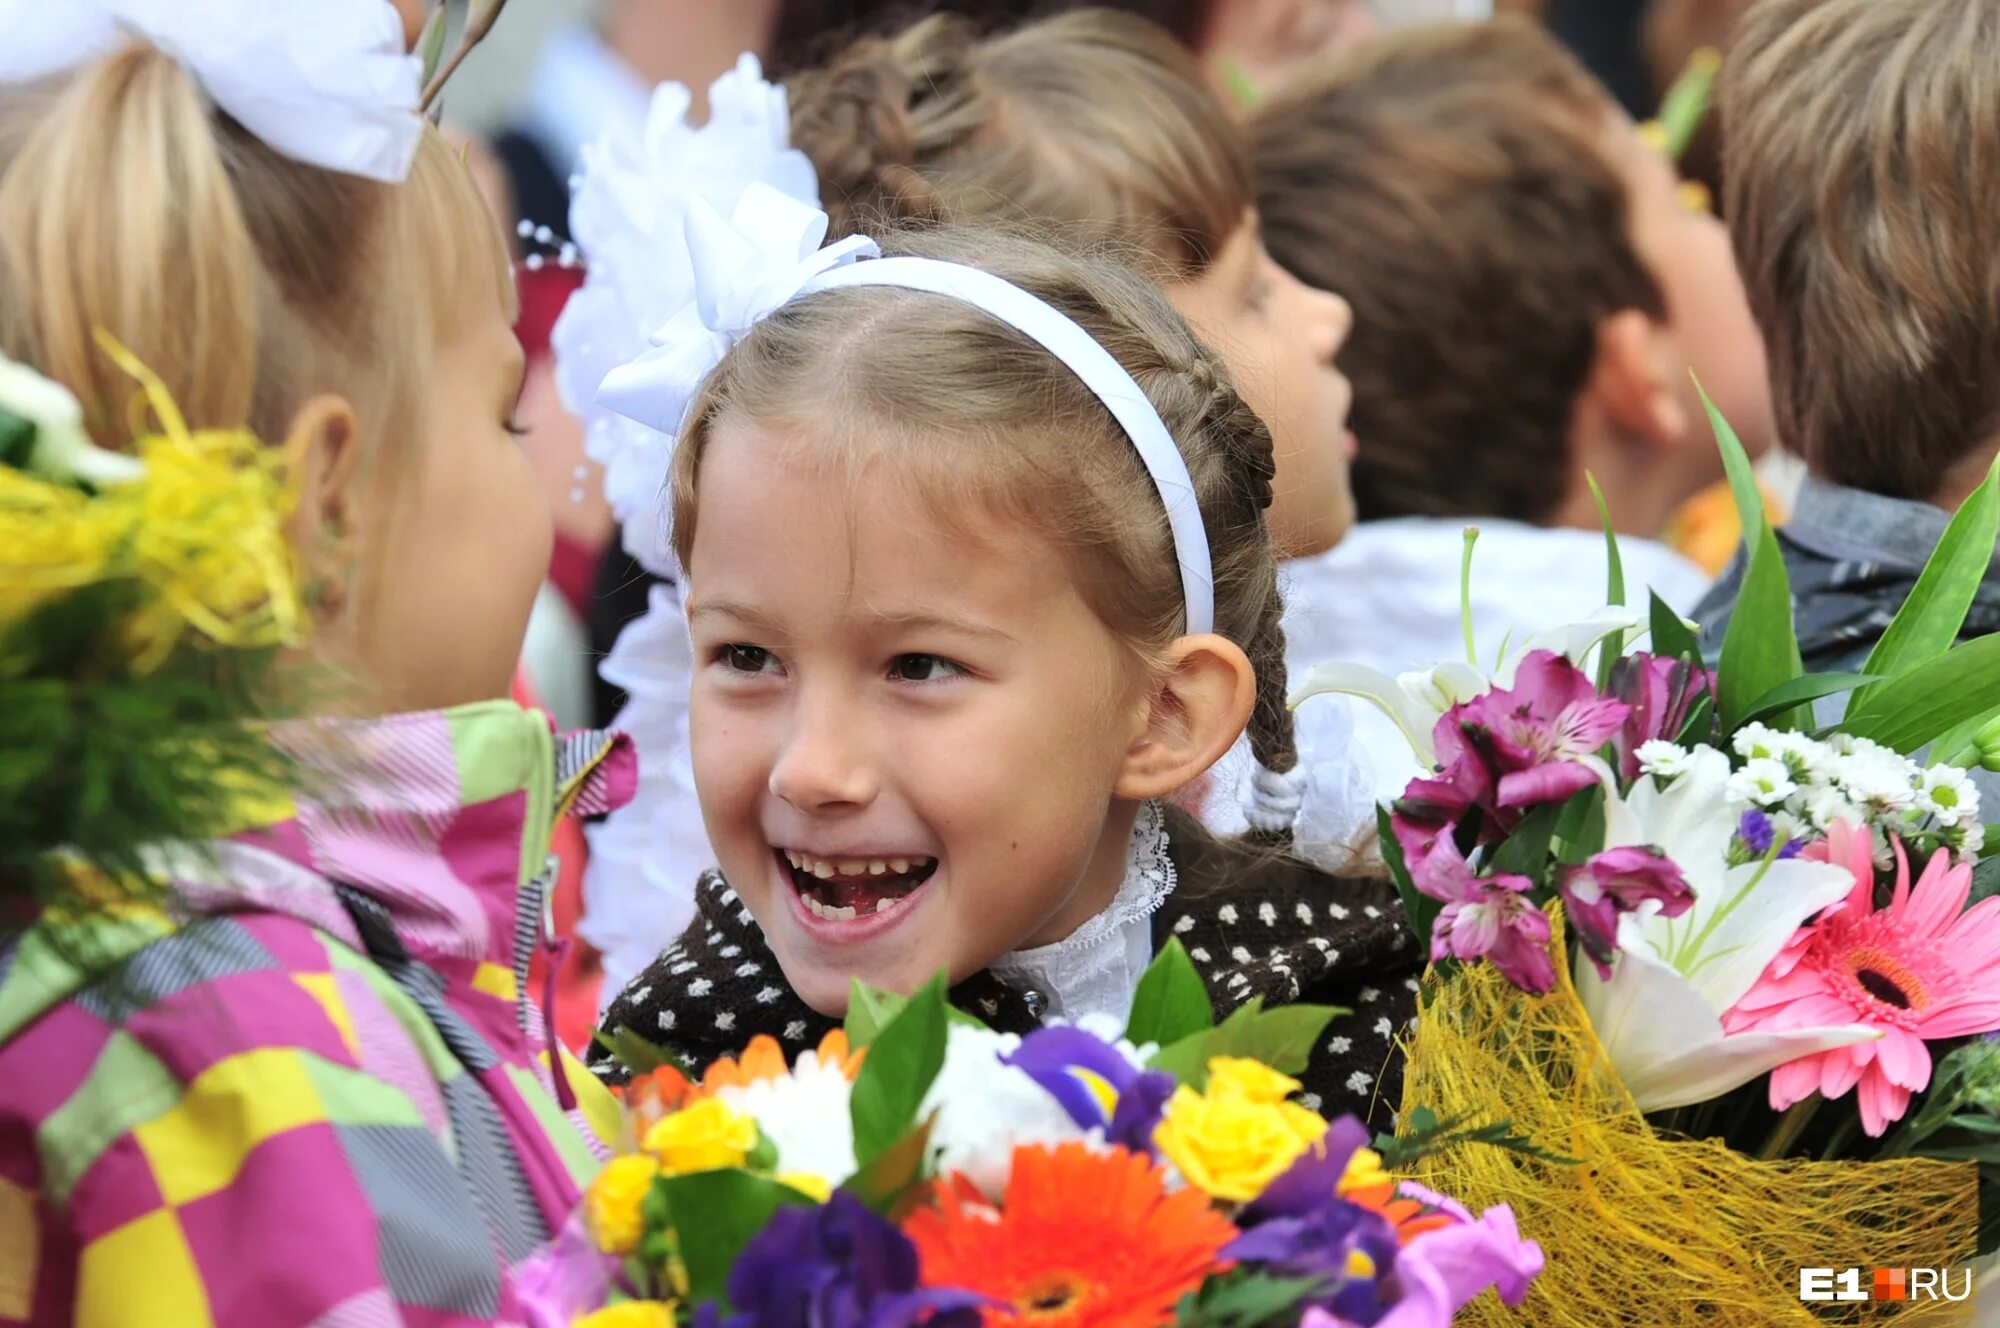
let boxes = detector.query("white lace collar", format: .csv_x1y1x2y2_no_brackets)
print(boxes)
989,801,1176,1026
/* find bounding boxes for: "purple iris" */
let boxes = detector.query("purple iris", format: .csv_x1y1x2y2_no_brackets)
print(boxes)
719,1193,987,1328
1228,1118,1398,1323
1003,1025,1176,1152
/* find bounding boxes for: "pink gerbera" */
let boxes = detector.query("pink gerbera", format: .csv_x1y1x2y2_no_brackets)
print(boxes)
1724,824,2000,1135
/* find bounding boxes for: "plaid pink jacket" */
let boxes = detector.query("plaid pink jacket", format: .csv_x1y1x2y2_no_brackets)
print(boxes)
0,702,636,1327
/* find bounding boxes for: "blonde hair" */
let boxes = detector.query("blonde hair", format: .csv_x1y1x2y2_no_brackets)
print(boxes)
0,39,513,470
1722,0,2000,496
670,227,1300,780
788,8,1250,276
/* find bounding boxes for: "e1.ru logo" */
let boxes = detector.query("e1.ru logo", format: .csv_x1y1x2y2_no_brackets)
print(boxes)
1799,1267,1973,1302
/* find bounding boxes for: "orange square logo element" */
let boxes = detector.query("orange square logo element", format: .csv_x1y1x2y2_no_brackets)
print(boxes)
1874,1268,1908,1301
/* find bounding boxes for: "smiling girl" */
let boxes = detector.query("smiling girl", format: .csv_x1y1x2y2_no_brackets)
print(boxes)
589,201,1417,1121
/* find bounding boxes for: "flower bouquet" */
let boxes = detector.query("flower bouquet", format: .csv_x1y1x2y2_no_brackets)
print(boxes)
0,338,302,919
1295,402,2000,1325
535,946,1542,1328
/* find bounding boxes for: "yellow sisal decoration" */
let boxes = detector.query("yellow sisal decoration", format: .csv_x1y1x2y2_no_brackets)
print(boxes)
0,334,302,669
1399,910,1978,1327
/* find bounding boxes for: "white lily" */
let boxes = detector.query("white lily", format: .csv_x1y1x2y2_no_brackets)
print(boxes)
1576,745,1880,1111
1289,605,1645,768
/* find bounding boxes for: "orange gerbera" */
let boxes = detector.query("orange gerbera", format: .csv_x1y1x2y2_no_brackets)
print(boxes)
700,1029,865,1094
905,1143,1235,1328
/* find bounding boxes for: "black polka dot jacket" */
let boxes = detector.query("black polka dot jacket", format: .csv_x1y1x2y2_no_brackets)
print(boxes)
590,811,1422,1126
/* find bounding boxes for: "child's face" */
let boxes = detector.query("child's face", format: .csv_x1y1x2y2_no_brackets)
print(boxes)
1616,121,1776,463
356,306,551,713
684,414,1152,1015
1171,211,1357,559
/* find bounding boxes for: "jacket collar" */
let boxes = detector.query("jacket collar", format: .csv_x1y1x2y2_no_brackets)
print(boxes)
224,701,636,970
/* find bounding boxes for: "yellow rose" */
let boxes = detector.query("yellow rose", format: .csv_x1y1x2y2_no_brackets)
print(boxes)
641,1098,759,1175
777,1172,834,1203
583,1154,662,1255
573,1300,677,1328
1155,1083,1329,1204
1205,1057,1304,1106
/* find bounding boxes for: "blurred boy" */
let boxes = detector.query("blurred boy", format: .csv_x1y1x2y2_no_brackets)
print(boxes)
1691,0,2000,673
1250,19,1773,793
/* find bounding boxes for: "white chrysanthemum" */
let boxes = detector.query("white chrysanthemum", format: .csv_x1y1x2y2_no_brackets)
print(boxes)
1728,757,1798,809
1731,723,1784,762
1919,765,1981,828
1636,740,1694,778
1768,809,1810,851
1949,819,1987,861
1833,750,1919,814
920,1025,1090,1197
1801,783,1867,833
713,1053,858,1190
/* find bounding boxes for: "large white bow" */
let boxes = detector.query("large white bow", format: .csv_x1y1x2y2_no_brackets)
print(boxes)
0,0,422,184
596,182,879,434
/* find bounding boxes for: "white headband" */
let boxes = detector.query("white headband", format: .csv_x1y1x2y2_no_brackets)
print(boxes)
598,182,1216,636
0,0,423,183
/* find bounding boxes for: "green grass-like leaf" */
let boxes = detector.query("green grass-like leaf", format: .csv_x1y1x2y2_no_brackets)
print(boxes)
1733,672,1879,732
1851,455,2000,714
1841,635,2000,754
1376,804,1439,957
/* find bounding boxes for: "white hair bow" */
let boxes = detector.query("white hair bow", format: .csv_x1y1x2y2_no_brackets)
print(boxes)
0,0,423,183
596,183,879,434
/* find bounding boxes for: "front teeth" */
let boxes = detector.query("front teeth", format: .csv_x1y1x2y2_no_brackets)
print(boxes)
785,850,926,880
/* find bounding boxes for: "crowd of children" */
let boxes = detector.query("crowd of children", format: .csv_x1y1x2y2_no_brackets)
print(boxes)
2,0,1996,1322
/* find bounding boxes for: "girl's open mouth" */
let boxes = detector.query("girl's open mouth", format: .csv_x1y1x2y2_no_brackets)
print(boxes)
777,849,939,922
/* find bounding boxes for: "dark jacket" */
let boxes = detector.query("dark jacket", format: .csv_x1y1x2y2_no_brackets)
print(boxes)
590,813,1421,1126
1693,474,2000,806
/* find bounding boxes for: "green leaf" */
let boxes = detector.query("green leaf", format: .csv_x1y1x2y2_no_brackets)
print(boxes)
1126,938,1216,1047
1147,998,1341,1087
1698,380,1807,731
1674,692,1716,748
1648,591,1703,666
591,1025,688,1079
1655,47,1720,161
848,973,950,1166
1718,518,1806,731
1174,1270,1330,1328
656,1169,815,1308
1490,801,1563,883
1930,703,2000,767
1703,378,1767,545
1732,672,1879,733
844,981,907,1050
1588,474,1626,691
1552,783,1607,865
1968,854,2000,908
1841,635,2000,754
0,405,33,470
1852,456,2000,713
416,4,450,85
840,1114,937,1218
1376,804,1439,956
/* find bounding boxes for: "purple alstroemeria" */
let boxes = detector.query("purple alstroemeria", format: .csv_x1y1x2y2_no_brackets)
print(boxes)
1454,651,1630,810
724,1193,989,1328
1609,651,1711,782
1414,835,1558,995
1557,845,1695,979
1003,1025,1175,1153
516,1212,625,1328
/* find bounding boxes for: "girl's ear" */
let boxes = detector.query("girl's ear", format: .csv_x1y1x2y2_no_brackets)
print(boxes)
1586,308,1690,449
1115,633,1257,801
286,395,364,623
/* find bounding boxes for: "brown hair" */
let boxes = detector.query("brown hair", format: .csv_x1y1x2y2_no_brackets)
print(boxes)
1721,0,2000,498
1250,19,1664,525
787,8,1250,277
0,40,512,477
669,226,1298,781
